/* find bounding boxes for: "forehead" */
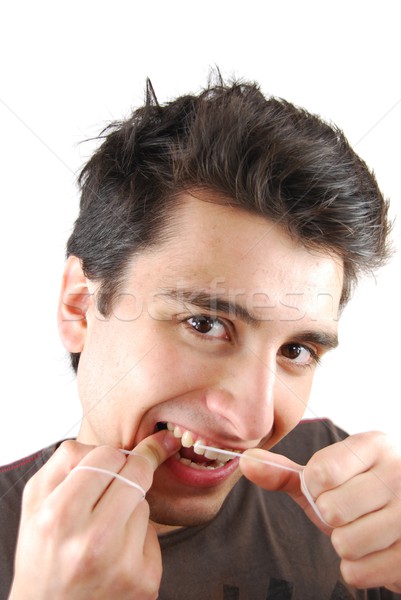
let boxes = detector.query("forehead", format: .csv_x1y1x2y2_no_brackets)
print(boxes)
134,192,344,321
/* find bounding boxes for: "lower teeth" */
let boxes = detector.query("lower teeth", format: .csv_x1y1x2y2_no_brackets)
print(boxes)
175,453,227,470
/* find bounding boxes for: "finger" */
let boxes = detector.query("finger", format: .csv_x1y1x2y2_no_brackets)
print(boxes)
331,501,401,560
141,521,163,582
305,431,391,499
123,500,160,565
116,428,180,495
47,445,128,525
124,428,180,477
317,470,390,527
339,539,401,591
127,515,163,597
22,440,96,509
143,522,162,564
239,449,335,533
240,448,303,496
92,429,180,524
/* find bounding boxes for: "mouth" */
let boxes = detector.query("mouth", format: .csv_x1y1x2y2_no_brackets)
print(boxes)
155,421,243,471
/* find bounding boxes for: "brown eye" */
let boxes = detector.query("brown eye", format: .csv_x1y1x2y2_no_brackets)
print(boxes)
186,316,230,340
282,344,303,360
280,343,317,366
190,316,215,334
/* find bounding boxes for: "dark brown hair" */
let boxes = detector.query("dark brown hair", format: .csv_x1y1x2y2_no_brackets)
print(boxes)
67,76,391,371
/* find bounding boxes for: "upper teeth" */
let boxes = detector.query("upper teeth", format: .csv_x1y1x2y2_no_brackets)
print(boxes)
165,421,239,465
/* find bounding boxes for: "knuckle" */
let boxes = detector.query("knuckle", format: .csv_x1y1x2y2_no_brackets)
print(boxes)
370,430,392,455
88,444,126,468
331,528,348,558
340,558,366,589
22,473,38,505
360,430,393,459
58,440,86,465
369,430,389,445
67,526,113,579
138,554,162,597
78,535,105,572
117,560,159,595
78,444,127,477
59,439,79,454
35,497,68,538
315,496,346,527
331,527,358,561
35,488,84,538
308,457,341,491
141,564,162,598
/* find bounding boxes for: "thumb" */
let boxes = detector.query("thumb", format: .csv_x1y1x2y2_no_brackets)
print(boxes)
239,448,302,495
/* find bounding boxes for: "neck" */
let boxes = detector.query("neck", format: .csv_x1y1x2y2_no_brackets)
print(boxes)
151,520,183,535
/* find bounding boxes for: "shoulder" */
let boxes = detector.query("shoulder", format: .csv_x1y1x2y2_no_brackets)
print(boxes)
272,419,348,465
0,441,64,507
0,442,64,598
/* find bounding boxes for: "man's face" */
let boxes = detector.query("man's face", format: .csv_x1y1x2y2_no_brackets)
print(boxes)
71,192,343,528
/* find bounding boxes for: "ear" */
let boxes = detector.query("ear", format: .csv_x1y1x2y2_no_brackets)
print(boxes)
58,256,92,353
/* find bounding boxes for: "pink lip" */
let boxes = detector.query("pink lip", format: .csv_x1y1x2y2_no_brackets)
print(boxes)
164,453,240,488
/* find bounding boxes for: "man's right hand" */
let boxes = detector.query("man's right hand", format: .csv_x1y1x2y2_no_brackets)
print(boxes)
9,430,179,600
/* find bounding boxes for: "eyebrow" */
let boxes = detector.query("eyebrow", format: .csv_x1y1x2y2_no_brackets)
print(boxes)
160,288,259,326
291,330,339,351
159,288,339,350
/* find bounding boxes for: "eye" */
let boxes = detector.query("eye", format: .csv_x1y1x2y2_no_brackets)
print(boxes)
279,343,319,367
185,315,230,340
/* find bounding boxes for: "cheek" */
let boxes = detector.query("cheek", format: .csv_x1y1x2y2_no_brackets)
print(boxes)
133,343,210,400
269,375,314,446
76,322,140,414
78,319,203,406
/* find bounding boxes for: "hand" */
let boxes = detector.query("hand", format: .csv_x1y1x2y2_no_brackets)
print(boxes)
240,431,401,592
9,430,180,600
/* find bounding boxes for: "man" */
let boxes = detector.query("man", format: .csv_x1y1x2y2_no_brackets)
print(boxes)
1,76,400,599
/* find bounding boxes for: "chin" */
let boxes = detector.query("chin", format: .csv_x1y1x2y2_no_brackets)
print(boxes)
152,506,217,528
147,482,238,529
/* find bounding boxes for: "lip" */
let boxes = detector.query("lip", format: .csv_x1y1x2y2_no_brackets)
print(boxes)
154,419,259,452
163,452,240,488
134,418,272,489
152,419,243,488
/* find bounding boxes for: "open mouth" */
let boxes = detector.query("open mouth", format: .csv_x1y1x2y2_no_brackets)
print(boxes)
155,421,242,471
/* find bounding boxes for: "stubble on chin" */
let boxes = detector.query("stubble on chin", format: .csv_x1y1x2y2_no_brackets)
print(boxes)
147,480,241,531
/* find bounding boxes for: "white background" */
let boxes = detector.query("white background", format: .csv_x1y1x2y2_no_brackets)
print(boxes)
0,0,400,464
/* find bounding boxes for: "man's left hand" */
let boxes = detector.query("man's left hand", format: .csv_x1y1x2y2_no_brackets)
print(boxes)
240,431,401,592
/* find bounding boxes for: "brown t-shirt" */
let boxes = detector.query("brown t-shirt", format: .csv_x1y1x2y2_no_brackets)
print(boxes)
1,421,400,600
0,443,57,598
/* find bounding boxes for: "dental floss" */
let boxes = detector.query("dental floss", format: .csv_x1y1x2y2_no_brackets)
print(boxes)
78,445,329,525
74,465,146,499
299,470,331,527
120,449,154,469
194,443,302,473
195,442,330,527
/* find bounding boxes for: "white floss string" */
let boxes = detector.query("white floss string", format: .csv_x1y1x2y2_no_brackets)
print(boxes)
299,469,330,527
73,446,329,526
194,443,302,473
194,442,330,527
120,449,154,469
74,466,146,500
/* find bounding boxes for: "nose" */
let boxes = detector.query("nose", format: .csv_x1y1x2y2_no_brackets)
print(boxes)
205,350,276,443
